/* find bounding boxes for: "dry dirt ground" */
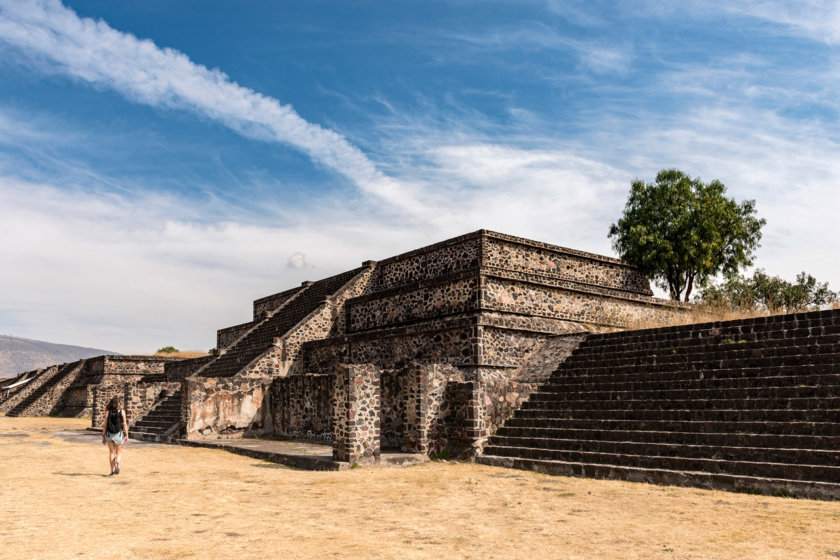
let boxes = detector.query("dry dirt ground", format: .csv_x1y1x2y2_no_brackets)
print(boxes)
1,417,838,560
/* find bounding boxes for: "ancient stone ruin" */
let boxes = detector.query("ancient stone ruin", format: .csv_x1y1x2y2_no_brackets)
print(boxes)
2,229,838,499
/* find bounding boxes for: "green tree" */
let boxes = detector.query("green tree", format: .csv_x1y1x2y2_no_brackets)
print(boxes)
156,346,179,354
608,169,765,301
697,269,836,312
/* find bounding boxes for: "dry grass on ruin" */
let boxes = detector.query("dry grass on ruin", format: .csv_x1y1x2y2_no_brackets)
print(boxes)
1,416,839,559
152,350,208,359
624,304,835,332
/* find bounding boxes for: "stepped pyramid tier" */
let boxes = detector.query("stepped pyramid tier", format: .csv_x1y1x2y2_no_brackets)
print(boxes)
478,309,840,500
5,360,86,417
123,230,686,462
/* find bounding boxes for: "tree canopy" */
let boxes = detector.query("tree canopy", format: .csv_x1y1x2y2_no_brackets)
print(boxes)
696,269,837,313
609,169,765,301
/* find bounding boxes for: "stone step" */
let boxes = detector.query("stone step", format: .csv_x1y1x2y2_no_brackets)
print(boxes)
494,426,840,448
130,430,167,443
476,455,840,500
563,347,840,372
528,385,840,403
580,311,840,346
560,352,840,374
486,436,840,464
133,419,179,430
575,327,840,355
5,362,79,416
146,404,181,413
551,365,837,383
200,268,363,378
481,445,840,483
512,407,838,423
518,396,840,411
543,372,840,391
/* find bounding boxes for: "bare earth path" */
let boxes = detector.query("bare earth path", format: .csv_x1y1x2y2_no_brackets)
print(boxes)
1,417,838,559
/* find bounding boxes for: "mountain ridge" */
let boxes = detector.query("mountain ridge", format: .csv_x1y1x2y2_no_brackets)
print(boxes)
0,335,118,378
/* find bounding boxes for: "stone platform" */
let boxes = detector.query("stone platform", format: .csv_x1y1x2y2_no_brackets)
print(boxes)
177,438,429,471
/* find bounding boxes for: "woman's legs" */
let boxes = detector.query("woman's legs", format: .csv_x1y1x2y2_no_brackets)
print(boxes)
113,443,123,474
107,442,116,473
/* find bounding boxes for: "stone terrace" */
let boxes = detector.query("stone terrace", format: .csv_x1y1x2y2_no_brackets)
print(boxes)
478,308,840,500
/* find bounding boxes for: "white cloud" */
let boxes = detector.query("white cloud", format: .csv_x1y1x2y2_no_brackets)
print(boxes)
285,252,309,270
0,173,417,353
0,0,431,216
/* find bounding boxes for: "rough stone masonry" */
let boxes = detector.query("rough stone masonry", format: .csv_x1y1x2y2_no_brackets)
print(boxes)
1,230,686,465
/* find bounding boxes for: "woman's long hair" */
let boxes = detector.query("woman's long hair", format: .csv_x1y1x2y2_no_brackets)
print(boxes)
106,396,121,411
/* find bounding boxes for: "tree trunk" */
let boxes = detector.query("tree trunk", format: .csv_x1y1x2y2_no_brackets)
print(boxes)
684,275,694,302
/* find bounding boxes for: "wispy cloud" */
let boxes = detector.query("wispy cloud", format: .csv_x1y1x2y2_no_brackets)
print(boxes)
0,0,428,216
432,22,634,74
725,1,840,44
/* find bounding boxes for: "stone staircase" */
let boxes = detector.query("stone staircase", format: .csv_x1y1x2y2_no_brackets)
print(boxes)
131,390,183,442
5,361,84,417
478,309,840,500
0,366,56,414
196,267,365,378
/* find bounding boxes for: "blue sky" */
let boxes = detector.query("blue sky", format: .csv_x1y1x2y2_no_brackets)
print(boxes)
0,0,838,353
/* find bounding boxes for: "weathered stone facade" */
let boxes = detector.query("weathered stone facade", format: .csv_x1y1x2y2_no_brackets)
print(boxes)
1,230,685,465
183,375,273,438
167,230,684,462
331,364,381,464
270,374,332,441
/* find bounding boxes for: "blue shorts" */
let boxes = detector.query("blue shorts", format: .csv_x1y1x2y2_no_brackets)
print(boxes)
105,431,126,445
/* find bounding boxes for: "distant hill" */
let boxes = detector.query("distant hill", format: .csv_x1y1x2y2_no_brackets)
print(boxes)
0,335,117,378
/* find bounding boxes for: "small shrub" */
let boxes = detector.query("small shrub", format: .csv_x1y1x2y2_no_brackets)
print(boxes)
157,346,179,354
434,449,452,461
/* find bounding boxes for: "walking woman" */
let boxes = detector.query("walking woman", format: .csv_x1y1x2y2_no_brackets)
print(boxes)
101,396,128,476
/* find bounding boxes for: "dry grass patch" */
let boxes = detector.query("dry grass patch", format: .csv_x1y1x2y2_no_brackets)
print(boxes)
1,416,838,559
627,305,793,332
152,350,208,359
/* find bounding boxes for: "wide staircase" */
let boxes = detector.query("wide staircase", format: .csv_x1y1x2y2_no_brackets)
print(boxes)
131,389,183,442
6,361,84,417
478,309,840,500
196,267,364,378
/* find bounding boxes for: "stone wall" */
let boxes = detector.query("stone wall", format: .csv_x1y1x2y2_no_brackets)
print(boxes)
438,380,484,458
91,383,125,428
183,376,273,438
104,356,176,375
217,321,254,350
482,232,653,295
368,233,481,292
469,334,588,442
511,333,589,383
77,356,180,385
380,369,410,449
395,363,483,458
481,275,684,328
270,374,332,440
165,355,215,381
348,273,478,332
304,320,478,372
59,385,92,417
331,364,381,464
